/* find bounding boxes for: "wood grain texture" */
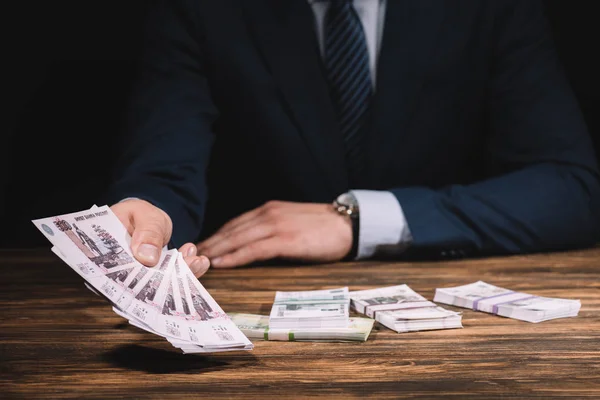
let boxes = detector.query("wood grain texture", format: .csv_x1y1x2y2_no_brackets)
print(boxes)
1,247,599,399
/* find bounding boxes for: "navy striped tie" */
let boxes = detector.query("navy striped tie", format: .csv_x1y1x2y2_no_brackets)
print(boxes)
324,0,372,182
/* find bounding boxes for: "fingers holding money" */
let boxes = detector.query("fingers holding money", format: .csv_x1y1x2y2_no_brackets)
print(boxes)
111,199,210,276
179,243,211,277
111,199,173,267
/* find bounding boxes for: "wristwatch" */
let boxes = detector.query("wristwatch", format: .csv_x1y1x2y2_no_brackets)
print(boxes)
332,193,360,260
333,192,359,218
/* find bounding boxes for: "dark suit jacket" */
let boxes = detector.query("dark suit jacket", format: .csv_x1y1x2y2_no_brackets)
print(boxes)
107,0,600,259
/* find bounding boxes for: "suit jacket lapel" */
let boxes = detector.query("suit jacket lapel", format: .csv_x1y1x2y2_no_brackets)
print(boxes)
242,0,349,196
367,0,446,187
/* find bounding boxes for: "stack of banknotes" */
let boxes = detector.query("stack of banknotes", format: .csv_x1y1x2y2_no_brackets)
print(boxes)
269,287,351,329
230,313,374,342
350,285,463,333
434,281,581,323
32,205,253,354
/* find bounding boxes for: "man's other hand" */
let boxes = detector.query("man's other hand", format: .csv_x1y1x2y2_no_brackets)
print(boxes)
111,199,210,277
197,201,352,268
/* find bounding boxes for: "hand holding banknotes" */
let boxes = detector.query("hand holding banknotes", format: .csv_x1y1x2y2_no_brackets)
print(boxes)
110,199,210,277
33,205,253,353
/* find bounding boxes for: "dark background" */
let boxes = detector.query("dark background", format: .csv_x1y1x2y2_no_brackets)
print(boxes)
2,1,599,248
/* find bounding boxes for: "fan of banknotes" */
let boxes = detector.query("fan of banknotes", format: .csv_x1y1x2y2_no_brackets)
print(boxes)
350,285,464,333
434,281,581,323
32,205,253,354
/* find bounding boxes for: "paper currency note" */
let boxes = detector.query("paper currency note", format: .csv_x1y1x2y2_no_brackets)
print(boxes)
32,206,143,305
173,256,191,316
125,251,175,324
33,206,136,272
151,255,201,343
273,287,349,303
176,253,252,349
350,285,436,318
383,306,461,320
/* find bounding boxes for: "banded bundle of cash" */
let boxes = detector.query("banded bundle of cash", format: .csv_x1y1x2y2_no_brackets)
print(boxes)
32,205,252,354
434,281,581,323
350,285,462,333
269,287,350,329
230,313,374,342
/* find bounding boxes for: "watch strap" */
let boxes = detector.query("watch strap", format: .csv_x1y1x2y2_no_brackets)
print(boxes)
343,212,360,261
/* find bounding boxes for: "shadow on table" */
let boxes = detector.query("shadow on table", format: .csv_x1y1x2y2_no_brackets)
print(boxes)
103,344,258,374
258,303,273,315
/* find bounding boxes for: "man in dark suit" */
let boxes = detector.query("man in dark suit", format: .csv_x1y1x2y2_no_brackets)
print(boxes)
108,0,600,277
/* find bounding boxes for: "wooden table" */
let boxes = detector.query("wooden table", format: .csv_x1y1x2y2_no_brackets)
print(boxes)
1,248,599,399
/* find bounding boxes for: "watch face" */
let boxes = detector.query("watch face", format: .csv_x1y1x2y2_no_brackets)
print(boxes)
337,192,358,207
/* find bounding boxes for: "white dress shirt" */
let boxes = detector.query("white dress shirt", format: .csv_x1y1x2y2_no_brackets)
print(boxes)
308,0,413,259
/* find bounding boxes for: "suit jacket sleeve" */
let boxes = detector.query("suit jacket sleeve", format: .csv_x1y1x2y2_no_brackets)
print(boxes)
105,0,216,246
392,1,600,258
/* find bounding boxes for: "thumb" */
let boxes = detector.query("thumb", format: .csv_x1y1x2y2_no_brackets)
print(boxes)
130,212,172,267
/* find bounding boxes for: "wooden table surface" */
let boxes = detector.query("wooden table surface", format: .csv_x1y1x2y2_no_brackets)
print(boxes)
1,248,599,399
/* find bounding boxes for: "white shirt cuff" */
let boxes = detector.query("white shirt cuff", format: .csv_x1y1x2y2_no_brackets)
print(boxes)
350,190,413,259
119,197,139,203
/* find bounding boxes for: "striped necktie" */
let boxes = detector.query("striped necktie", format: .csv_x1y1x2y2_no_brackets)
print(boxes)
324,0,373,182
